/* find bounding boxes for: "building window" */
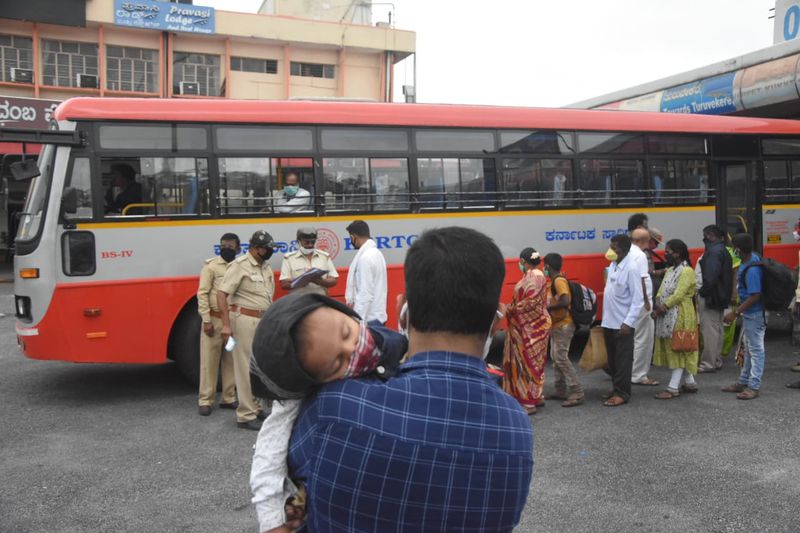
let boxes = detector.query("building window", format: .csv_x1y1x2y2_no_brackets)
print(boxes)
290,61,335,79
231,56,277,74
173,52,220,96
42,39,98,88
0,34,33,83
106,45,158,93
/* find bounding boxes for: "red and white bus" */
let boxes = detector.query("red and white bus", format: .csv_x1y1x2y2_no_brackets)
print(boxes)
10,98,800,382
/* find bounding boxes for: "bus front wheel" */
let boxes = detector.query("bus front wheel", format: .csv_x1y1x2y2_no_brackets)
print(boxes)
168,298,201,386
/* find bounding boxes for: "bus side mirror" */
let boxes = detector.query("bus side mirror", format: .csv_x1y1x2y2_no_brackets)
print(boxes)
61,187,78,215
9,160,41,181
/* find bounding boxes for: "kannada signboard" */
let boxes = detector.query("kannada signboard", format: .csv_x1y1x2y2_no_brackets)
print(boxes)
114,0,215,35
0,97,60,129
660,73,737,115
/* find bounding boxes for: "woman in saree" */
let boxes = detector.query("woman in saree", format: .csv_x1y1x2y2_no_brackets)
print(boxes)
503,247,552,414
651,239,700,399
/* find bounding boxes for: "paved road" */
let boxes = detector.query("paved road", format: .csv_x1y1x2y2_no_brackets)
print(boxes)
0,278,798,532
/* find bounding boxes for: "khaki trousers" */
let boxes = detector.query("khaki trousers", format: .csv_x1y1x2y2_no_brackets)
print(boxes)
631,307,655,383
232,313,262,422
198,316,237,407
698,298,723,371
550,322,583,397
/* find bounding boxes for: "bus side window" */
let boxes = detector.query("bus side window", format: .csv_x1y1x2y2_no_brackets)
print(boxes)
102,157,210,217
64,157,94,220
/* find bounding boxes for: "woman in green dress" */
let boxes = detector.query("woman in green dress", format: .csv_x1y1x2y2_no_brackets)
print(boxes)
652,239,699,399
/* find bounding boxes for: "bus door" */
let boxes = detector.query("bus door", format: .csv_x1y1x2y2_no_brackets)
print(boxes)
716,161,761,250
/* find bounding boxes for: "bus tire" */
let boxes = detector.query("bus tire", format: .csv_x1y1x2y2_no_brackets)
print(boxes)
168,298,201,386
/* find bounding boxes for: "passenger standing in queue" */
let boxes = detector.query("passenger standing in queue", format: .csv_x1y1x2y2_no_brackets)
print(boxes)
196,233,240,416
218,230,275,430
279,227,339,296
344,220,388,325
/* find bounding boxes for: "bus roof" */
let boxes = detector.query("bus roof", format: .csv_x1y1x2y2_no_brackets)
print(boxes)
54,97,800,135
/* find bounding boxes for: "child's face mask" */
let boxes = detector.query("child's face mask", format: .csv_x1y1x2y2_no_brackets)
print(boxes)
343,320,382,379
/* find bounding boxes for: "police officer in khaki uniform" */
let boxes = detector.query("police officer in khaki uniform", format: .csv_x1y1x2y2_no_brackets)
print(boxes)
196,233,240,416
217,230,275,430
279,227,339,296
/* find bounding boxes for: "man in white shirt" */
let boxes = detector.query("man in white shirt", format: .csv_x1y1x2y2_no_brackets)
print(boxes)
601,234,644,406
629,228,659,386
344,220,388,324
275,172,312,213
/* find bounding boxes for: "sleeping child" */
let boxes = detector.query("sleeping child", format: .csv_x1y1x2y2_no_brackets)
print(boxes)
248,292,407,532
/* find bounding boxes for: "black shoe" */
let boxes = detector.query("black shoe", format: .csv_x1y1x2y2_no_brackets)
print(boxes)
786,381,800,389
256,410,268,421
219,401,239,410
237,419,263,431
198,405,212,416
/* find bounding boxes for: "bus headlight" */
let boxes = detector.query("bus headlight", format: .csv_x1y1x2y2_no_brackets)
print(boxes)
15,296,31,320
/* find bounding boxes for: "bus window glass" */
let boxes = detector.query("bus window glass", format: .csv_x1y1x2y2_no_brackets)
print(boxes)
417,158,495,209
650,160,710,205
215,126,313,151
217,157,314,215
577,132,644,154
502,159,573,208
101,157,210,216
790,162,800,202
415,130,495,153
762,138,800,155
321,128,408,152
614,160,645,205
499,131,576,154
712,136,759,158
371,159,410,211
218,158,272,214
64,157,93,220
323,158,409,212
647,135,707,154
579,159,645,205
16,144,53,242
99,125,207,150
323,158,369,211
764,160,789,203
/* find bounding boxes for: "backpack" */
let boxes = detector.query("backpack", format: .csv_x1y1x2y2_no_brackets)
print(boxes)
551,275,598,327
741,258,798,311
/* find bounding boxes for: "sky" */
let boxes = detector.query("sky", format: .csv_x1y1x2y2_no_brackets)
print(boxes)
197,0,778,107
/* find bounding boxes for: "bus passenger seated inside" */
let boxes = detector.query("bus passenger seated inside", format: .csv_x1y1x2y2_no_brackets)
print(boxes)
104,163,142,215
275,172,312,213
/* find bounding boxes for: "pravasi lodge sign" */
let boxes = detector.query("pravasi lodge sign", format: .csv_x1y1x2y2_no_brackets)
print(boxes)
114,0,216,35
0,97,60,130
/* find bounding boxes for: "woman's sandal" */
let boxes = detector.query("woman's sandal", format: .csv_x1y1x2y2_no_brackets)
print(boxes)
634,377,660,386
603,395,626,407
525,405,538,415
680,384,699,394
654,389,680,400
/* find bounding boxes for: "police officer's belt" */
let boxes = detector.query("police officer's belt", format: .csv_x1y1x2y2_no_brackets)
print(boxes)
209,309,223,319
230,305,265,318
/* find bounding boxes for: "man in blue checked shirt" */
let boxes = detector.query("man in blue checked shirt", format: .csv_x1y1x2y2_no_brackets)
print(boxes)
287,226,534,532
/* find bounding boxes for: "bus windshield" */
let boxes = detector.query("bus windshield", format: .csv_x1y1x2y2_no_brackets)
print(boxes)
16,145,54,243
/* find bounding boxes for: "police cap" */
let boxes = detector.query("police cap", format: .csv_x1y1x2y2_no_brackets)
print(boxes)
296,227,317,241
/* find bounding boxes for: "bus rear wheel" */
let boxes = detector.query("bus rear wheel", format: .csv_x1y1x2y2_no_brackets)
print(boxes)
168,298,201,386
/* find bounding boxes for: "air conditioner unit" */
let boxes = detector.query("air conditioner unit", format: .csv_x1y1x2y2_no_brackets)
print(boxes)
76,73,98,88
10,68,33,83
178,81,199,95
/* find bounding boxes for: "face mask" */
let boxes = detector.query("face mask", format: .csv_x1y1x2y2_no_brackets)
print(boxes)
283,186,299,198
794,230,800,242
702,237,710,246
258,248,274,261
343,320,382,379
219,248,236,263
665,254,677,267
300,246,314,256
482,333,493,360
544,268,551,278
518,261,526,274
605,248,618,262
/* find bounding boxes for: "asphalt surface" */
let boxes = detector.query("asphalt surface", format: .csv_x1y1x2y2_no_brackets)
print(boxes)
1,277,798,532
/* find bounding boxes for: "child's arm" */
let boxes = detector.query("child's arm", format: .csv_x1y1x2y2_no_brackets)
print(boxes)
250,399,303,532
